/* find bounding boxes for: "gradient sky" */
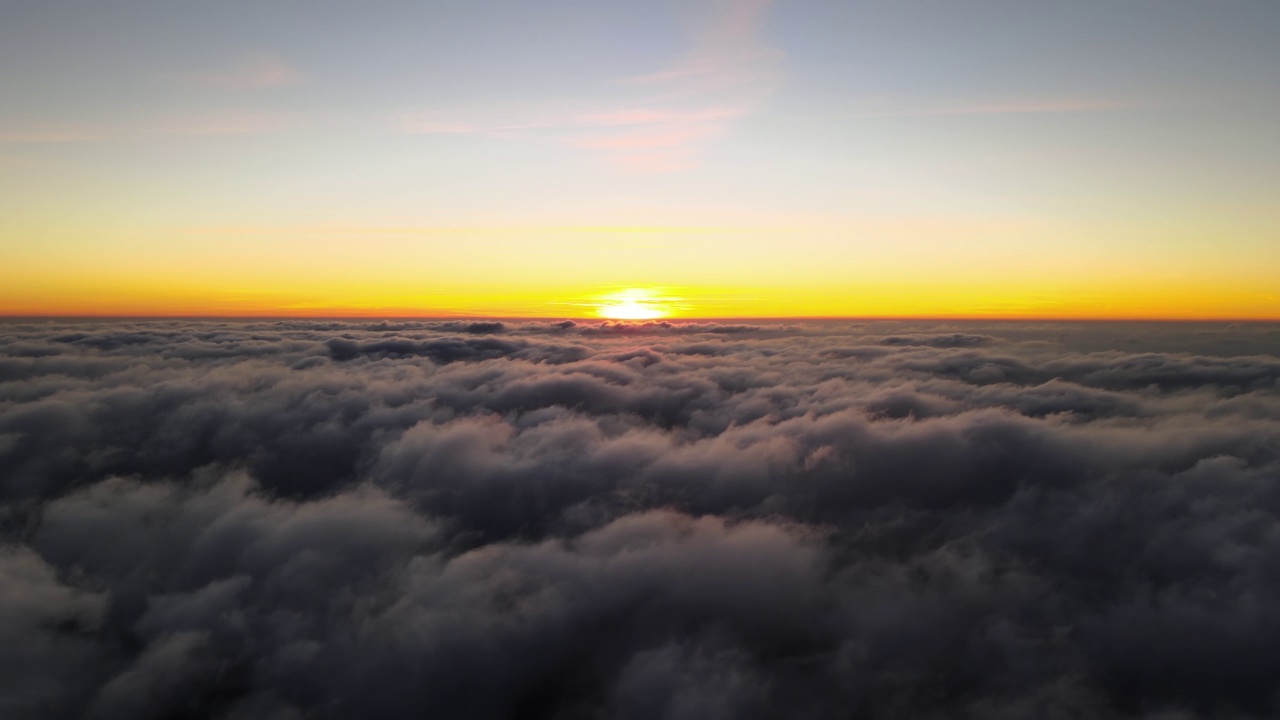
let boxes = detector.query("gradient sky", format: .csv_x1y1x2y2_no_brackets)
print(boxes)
2,0,1278,318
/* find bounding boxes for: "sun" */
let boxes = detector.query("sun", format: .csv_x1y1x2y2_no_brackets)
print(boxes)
595,288,672,320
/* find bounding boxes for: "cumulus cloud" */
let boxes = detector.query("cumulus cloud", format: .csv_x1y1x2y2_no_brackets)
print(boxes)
2,318,1280,718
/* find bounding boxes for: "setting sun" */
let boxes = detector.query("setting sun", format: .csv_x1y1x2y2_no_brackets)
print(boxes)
594,288,672,320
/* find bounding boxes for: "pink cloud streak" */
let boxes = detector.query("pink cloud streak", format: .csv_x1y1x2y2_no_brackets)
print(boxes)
174,53,305,89
400,0,782,174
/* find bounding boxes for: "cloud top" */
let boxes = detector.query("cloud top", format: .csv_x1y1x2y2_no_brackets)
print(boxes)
3,318,1280,718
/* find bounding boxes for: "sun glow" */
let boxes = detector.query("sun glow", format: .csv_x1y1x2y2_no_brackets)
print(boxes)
594,288,672,320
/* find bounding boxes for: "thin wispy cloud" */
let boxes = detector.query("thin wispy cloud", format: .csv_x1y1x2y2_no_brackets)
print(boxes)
849,96,1129,119
145,111,294,137
566,107,745,173
0,130,96,143
398,119,481,135
626,0,782,98
0,112,296,143
936,98,1127,115
595,0,782,172
400,0,783,173
172,52,305,89
2,54,304,144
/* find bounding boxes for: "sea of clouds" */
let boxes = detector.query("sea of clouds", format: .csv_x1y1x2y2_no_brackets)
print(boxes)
3,318,1280,719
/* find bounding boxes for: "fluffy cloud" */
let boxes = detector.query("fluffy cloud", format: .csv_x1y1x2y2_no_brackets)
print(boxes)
2,318,1280,718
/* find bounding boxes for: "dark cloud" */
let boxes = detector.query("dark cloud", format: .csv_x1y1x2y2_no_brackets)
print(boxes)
2,318,1280,718
879,332,995,347
326,335,529,363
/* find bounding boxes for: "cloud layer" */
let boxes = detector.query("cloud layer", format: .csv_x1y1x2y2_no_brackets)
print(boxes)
3,318,1280,719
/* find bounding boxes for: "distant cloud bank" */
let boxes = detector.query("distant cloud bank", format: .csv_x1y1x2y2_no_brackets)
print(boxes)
3,319,1280,718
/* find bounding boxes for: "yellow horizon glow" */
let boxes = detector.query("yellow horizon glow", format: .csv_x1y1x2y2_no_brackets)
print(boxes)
3,221,1279,321
3,280,1279,320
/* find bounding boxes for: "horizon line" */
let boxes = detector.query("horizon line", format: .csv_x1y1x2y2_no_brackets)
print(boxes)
3,314,1279,324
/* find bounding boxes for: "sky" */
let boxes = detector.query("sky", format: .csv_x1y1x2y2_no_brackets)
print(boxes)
1,0,1278,318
